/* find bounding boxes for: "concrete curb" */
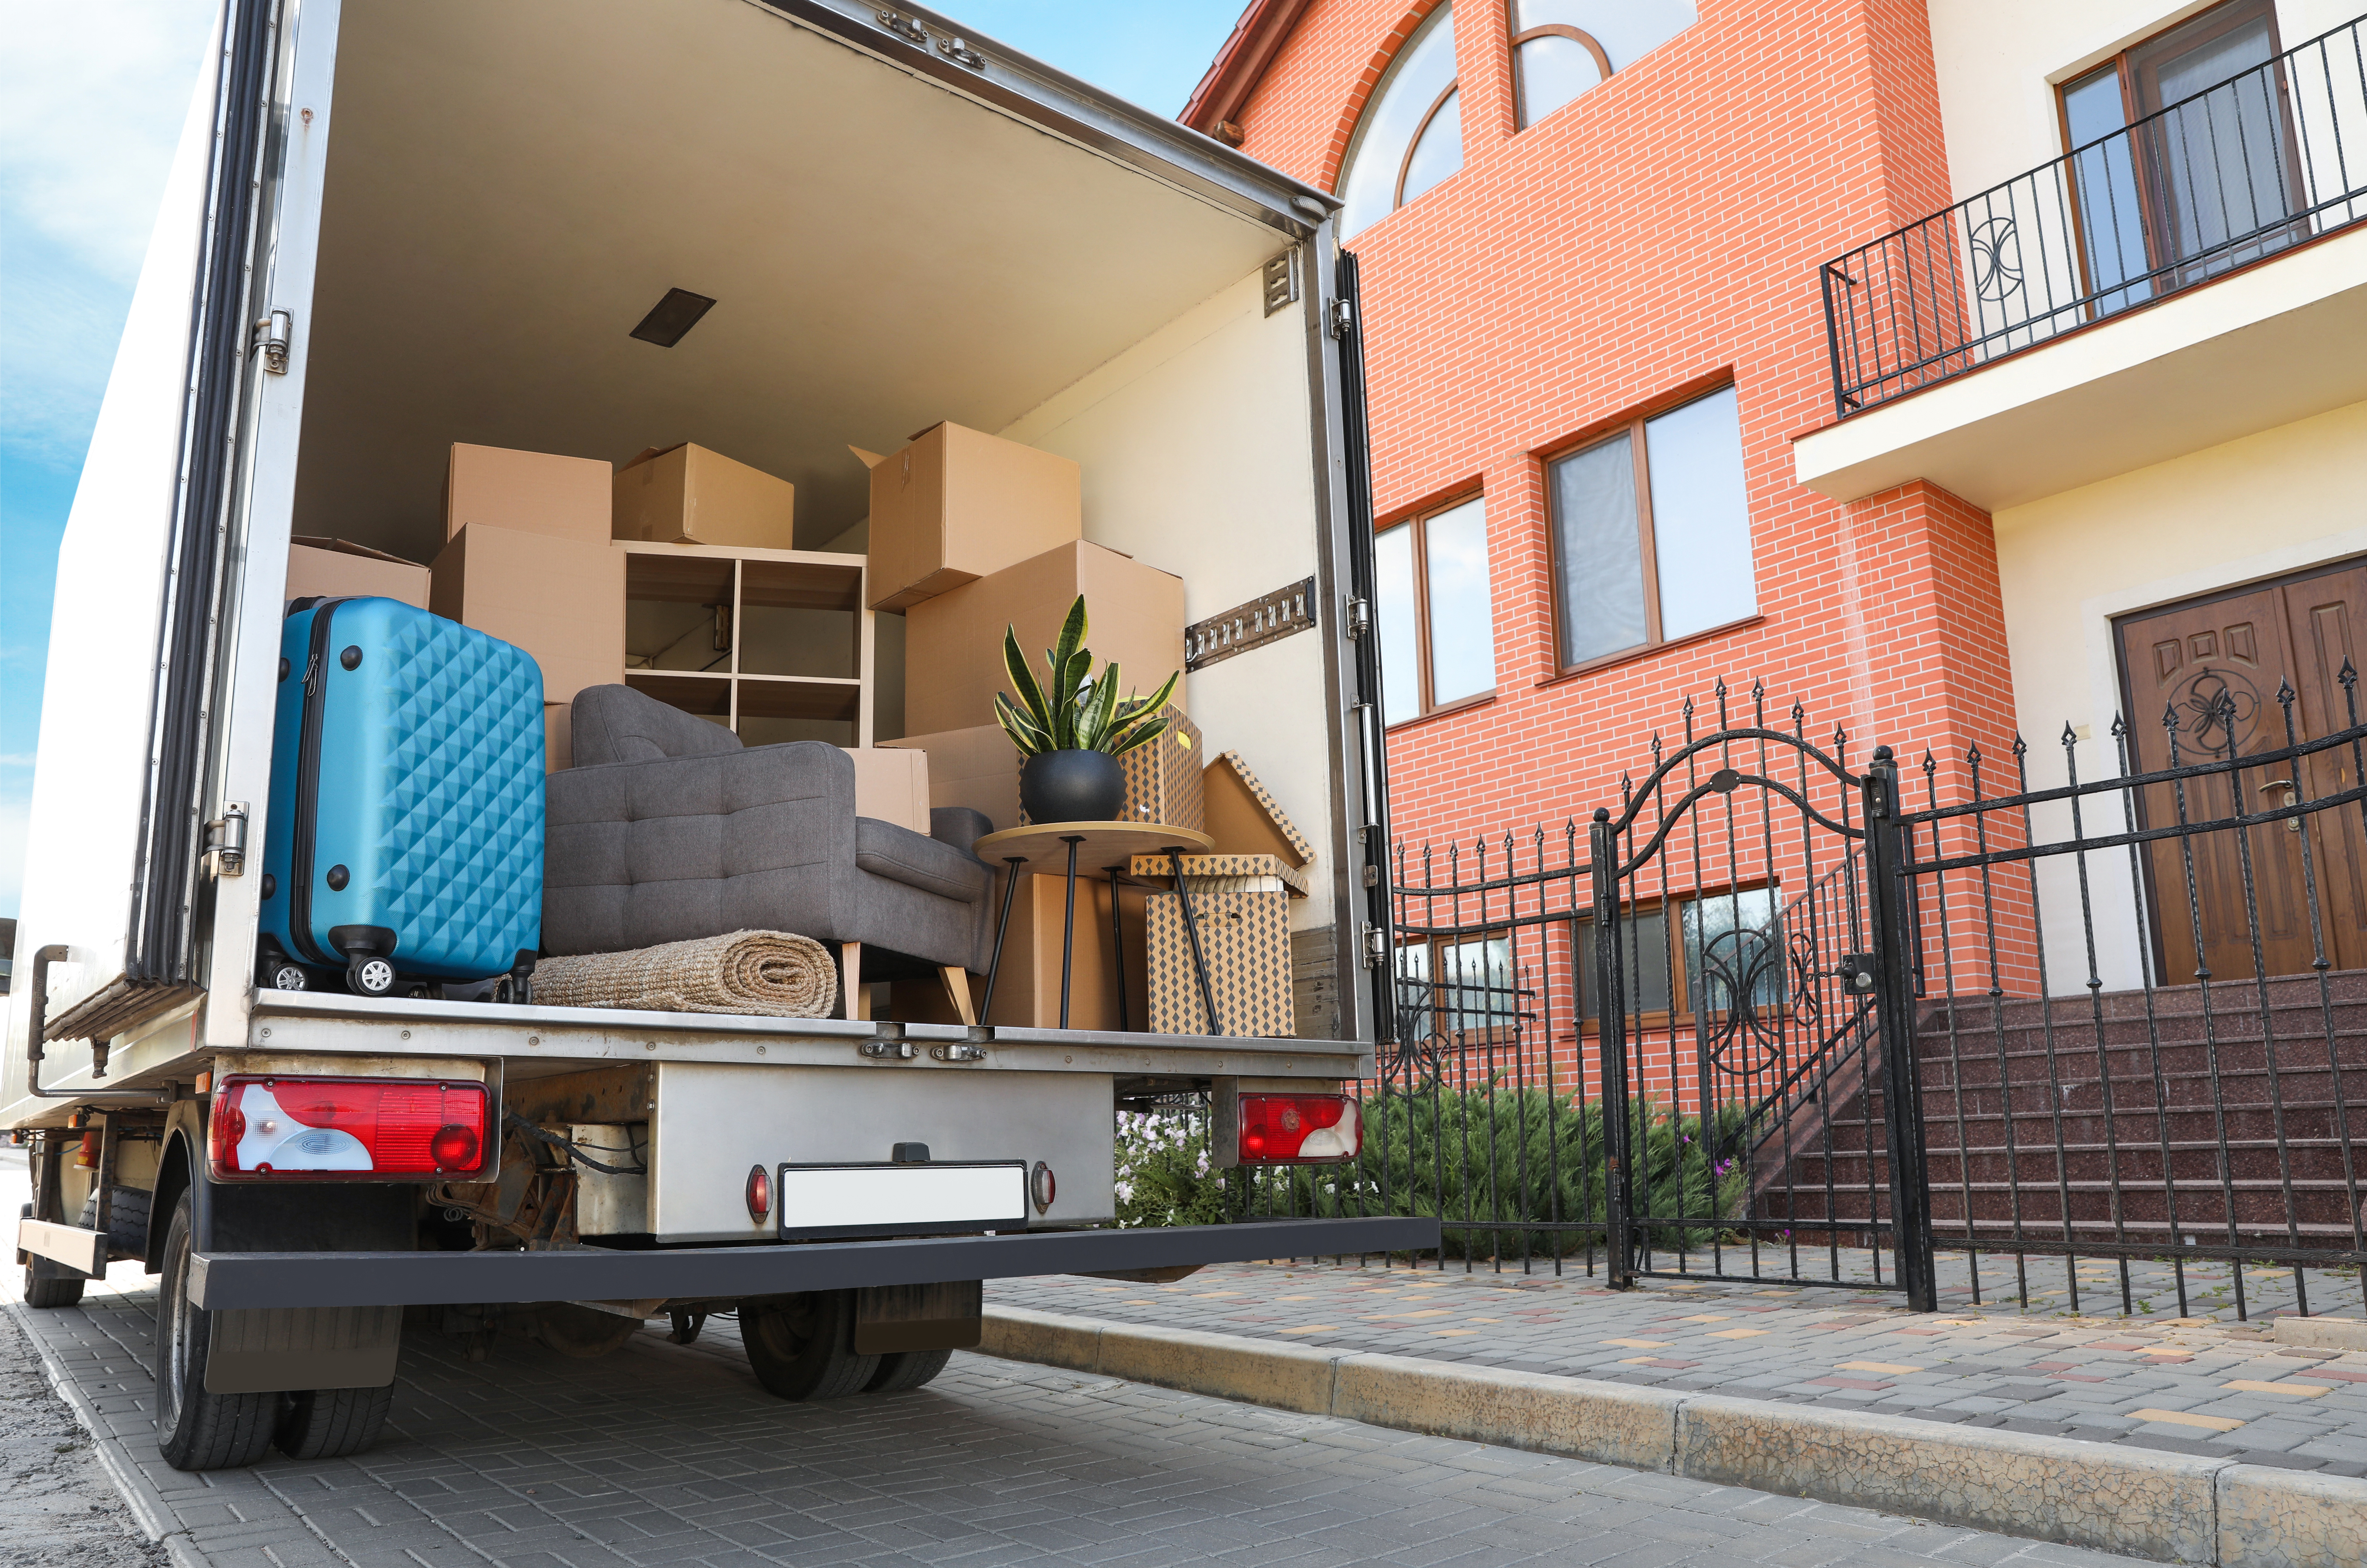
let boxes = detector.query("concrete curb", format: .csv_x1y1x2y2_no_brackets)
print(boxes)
4,1301,196,1559
981,1304,2367,1568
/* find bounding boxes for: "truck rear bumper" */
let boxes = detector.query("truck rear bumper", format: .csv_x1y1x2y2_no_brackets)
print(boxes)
189,1217,1440,1310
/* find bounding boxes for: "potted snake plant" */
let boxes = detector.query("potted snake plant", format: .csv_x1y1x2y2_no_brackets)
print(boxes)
994,594,1178,823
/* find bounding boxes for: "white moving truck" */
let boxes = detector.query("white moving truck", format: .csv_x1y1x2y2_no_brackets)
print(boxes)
8,0,1426,1470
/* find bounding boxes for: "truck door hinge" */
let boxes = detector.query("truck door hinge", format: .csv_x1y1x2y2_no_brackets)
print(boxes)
255,309,293,374
204,802,249,877
1361,924,1389,967
1346,596,1371,639
1328,298,1353,339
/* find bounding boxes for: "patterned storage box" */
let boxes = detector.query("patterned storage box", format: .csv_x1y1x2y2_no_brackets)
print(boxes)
1145,887,1292,1037
1117,704,1204,830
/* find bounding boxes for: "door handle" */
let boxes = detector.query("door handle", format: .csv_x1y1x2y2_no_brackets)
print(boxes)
2256,777,2302,831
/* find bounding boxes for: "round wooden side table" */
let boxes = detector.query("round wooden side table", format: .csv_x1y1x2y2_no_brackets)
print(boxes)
972,821,1215,1031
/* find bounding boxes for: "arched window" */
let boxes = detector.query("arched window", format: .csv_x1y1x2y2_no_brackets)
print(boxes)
1338,5,1462,238
1510,0,1697,128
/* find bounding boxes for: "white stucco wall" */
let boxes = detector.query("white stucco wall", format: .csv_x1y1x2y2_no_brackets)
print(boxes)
1926,1,2357,202
1989,397,2367,993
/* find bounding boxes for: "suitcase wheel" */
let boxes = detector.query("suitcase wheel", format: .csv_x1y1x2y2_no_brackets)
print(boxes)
346,956,398,997
265,961,310,992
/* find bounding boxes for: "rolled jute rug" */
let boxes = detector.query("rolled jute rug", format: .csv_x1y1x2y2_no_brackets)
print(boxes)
533,930,839,1018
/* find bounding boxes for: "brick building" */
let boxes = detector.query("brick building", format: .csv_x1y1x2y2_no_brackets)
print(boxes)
1184,0,2366,1092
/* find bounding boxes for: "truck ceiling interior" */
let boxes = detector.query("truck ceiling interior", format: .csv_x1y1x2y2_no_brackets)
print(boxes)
290,0,1289,557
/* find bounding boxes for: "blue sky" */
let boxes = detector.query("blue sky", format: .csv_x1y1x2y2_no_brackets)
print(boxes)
0,0,1246,918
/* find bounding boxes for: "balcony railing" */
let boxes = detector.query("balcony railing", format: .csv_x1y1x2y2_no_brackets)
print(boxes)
1820,14,2367,415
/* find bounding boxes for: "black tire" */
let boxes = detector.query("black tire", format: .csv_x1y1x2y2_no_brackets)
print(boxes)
534,1302,642,1359
23,1263,85,1308
155,1192,277,1471
274,1384,392,1460
741,1292,878,1401
78,1184,152,1261
20,1200,85,1308
261,959,310,991
864,1347,952,1394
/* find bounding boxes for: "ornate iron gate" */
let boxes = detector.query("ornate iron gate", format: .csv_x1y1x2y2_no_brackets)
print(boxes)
1584,686,1935,1306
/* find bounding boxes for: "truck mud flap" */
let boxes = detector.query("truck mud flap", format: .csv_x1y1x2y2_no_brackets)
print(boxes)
189,1217,1441,1311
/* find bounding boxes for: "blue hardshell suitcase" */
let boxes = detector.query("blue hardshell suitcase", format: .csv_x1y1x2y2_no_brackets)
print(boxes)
257,596,545,997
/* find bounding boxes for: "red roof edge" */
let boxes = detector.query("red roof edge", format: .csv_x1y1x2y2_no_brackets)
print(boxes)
1179,0,1315,143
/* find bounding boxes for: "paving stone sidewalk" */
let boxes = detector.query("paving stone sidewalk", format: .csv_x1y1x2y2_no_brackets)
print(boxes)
987,1251,2367,1478
3,1276,2153,1568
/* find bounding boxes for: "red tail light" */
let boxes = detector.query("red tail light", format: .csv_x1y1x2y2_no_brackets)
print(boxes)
209,1076,492,1180
1238,1094,1360,1164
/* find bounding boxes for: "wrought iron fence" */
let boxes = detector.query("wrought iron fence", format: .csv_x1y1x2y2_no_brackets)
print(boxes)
1820,14,2367,413
1229,671,2367,1323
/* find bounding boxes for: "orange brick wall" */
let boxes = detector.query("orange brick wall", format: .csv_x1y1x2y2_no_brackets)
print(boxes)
1230,0,2016,878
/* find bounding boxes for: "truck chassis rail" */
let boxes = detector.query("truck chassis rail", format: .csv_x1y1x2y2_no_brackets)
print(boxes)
190,1217,1440,1310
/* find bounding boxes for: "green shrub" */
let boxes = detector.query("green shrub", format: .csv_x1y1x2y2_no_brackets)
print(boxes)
1119,1086,1756,1259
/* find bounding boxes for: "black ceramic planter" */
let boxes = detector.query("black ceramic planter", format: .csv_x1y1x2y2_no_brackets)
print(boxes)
1019,749,1125,823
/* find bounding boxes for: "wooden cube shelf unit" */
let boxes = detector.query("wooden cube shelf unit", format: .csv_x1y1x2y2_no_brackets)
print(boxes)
619,541,872,746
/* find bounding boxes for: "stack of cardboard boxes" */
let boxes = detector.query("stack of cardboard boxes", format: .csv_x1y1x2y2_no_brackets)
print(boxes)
871,423,1207,1032
282,421,1307,1037
428,444,624,770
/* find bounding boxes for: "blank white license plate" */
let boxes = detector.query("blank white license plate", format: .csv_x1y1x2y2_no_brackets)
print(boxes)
776,1162,1028,1240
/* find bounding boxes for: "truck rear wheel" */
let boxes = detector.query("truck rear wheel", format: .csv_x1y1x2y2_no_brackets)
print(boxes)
740,1291,877,1401
155,1192,276,1471
864,1347,952,1394
20,1202,86,1308
535,1302,643,1359
274,1385,393,1459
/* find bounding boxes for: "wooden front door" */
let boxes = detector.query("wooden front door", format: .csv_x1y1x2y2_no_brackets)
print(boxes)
2117,557,2367,984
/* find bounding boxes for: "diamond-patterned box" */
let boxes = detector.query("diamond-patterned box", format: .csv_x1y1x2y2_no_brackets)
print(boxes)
1144,887,1292,1037
1118,704,1204,830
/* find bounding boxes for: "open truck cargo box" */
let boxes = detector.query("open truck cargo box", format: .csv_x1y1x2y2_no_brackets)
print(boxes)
6,0,1415,1414
6,0,1396,1107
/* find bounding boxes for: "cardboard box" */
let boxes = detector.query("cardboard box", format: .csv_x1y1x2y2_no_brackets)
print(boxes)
841,746,930,835
1204,749,1314,867
429,523,625,771
862,423,1080,612
1127,853,1309,897
880,724,1019,832
613,443,796,549
285,537,429,608
903,541,1185,736
1145,888,1292,1037
890,873,1148,1031
445,443,612,543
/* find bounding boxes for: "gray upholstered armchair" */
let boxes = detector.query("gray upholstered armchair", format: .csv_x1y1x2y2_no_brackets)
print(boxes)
543,685,995,1020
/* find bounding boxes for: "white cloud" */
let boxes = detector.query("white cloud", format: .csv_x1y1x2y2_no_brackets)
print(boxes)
0,0,216,466
0,755,35,767
0,1,217,282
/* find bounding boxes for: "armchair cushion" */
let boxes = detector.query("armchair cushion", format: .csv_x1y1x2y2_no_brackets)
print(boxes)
546,686,998,975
